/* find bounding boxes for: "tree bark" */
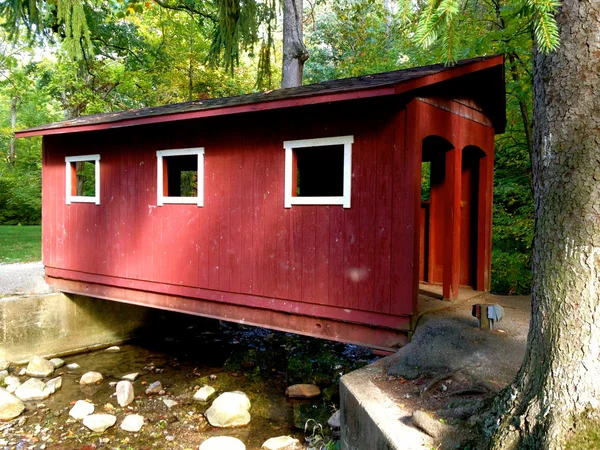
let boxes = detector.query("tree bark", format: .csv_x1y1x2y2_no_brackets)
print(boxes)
487,1,600,448
281,0,308,88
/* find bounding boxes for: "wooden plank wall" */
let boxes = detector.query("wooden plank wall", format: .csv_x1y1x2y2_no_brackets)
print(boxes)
42,99,416,318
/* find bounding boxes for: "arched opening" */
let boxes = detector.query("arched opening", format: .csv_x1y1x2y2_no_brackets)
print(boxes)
419,136,454,285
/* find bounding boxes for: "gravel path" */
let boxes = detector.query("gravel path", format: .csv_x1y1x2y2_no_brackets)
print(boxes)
0,261,54,296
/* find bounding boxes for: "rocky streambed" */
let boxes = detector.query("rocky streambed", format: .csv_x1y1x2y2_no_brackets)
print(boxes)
0,319,375,450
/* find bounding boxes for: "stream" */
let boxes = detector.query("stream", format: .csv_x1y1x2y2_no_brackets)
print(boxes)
0,317,376,450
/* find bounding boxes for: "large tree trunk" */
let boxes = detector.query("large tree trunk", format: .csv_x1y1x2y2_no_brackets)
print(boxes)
281,0,308,88
487,0,600,448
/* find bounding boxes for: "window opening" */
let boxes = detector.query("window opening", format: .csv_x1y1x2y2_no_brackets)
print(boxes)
157,148,204,206
421,161,431,202
284,135,353,208
65,154,100,205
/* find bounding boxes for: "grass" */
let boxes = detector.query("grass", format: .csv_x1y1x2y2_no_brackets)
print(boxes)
0,225,41,264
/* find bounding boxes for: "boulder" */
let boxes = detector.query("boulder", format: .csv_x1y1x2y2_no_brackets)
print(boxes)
116,381,134,407
69,400,95,420
199,436,246,450
0,388,25,421
285,384,321,399
145,381,162,395
83,414,116,432
121,414,145,432
80,372,103,385
261,436,301,450
46,376,63,394
26,356,54,378
205,391,251,428
49,358,65,369
193,385,216,402
14,378,52,401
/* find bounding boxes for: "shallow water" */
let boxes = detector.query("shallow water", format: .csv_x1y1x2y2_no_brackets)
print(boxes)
1,319,376,450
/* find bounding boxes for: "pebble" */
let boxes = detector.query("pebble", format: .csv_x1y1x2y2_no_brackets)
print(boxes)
327,410,341,429
4,376,20,386
162,398,178,409
80,371,103,385
116,381,135,407
0,360,9,371
45,376,63,394
193,385,216,402
66,363,80,370
49,358,65,369
122,373,139,382
82,414,117,432
18,368,26,376
105,346,121,352
120,414,145,432
209,374,217,381
26,356,55,378
205,391,251,428
199,436,246,450
69,400,95,420
0,388,25,421
14,378,52,401
285,384,321,399
261,436,301,450
145,381,162,395
6,383,19,394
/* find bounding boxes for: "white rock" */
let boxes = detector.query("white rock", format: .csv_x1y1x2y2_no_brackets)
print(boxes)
145,381,162,395
327,410,340,429
69,400,95,420
162,398,178,409
0,360,9,371
18,368,26,376
105,346,121,352
4,376,20,386
199,436,246,450
205,391,251,428
121,414,145,432
49,358,65,369
0,388,25,421
6,383,19,394
116,381,135,407
261,436,301,450
14,378,52,401
66,363,80,370
26,356,55,378
46,377,63,394
82,414,116,432
121,373,139,382
194,385,216,402
80,372,103,385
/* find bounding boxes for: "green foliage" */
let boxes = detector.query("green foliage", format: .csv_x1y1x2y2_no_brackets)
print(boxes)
0,226,41,263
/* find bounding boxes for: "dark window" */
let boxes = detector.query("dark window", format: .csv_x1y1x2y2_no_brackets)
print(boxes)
294,144,344,197
73,161,96,196
163,155,198,197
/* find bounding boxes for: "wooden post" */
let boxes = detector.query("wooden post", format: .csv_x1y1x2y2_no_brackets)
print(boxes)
443,147,462,299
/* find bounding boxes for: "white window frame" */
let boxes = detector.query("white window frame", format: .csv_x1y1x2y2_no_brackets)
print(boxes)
65,154,101,205
156,147,204,207
284,135,353,208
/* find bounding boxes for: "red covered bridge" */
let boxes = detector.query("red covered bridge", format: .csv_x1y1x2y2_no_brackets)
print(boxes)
17,55,506,351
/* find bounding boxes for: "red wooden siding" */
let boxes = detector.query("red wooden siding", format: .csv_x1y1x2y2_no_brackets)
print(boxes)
42,99,416,323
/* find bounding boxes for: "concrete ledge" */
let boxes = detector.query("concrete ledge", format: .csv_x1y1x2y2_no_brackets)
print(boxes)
340,361,432,450
0,293,162,363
